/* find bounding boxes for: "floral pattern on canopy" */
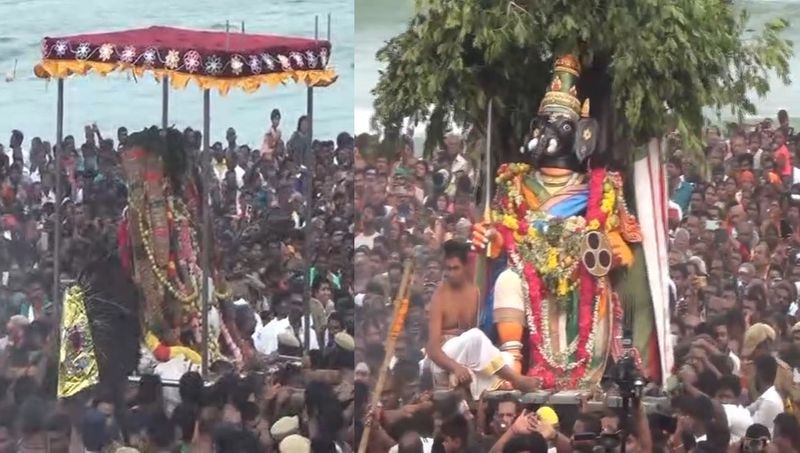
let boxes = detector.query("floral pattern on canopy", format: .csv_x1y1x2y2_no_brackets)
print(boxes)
35,26,336,94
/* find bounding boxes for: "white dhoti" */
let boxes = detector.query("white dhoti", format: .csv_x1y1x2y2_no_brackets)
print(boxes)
428,328,514,399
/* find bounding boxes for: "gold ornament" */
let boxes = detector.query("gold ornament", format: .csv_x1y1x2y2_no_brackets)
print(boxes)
58,286,99,398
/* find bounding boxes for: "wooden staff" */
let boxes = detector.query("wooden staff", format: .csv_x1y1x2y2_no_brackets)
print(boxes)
358,259,415,453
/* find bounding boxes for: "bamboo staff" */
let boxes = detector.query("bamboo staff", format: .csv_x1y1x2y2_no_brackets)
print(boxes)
358,259,415,453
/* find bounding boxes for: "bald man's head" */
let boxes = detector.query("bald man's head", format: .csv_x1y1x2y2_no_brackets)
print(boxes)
397,431,424,453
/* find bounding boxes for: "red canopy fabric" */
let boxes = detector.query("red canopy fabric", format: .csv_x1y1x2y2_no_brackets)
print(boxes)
40,26,331,79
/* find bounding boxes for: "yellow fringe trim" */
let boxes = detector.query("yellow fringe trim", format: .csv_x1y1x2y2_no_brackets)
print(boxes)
35,59,338,95
144,331,202,365
481,355,507,376
169,346,202,364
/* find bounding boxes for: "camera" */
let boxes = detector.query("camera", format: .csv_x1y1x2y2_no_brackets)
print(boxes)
603,331,645,400
573,432,623,453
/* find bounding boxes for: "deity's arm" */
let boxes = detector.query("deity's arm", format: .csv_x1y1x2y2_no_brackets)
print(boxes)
493,269,526,374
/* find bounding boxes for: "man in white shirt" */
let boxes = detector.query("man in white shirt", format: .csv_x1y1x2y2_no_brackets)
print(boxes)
442,133,474,197
748,355,784,434
252,296,290,355
714,374,753,444
252,296,318,354
355,205,381,250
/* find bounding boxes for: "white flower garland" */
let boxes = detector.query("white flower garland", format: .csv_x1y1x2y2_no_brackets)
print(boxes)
509,247,601,372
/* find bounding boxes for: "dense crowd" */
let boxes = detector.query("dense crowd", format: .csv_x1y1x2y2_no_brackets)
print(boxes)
0,110,355,452
352,113,800,453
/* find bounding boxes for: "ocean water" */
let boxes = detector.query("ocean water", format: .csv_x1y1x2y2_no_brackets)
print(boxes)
0,0,354,149
353,0,800,135
354,0,412,135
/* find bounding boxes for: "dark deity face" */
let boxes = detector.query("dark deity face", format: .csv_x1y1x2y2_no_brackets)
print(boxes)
524,112,598,172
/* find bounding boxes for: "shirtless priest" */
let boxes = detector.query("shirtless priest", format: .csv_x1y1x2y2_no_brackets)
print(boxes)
427,240,541,398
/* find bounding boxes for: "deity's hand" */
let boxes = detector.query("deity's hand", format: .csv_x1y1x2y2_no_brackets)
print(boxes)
471,222,503,257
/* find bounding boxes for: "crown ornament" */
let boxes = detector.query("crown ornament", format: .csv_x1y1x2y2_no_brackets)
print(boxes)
539,54,584,120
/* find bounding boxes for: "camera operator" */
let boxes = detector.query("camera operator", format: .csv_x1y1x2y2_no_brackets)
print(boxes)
734,423,772,453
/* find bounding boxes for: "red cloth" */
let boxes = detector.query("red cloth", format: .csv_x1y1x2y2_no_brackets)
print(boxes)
118,217,131,273
42,26,331,79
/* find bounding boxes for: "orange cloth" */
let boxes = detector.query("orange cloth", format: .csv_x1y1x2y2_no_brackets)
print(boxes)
519,177,541,210
607,231,634,267
776,144,793,176
739,170,755,184
497,321,524,373
767,171,783,186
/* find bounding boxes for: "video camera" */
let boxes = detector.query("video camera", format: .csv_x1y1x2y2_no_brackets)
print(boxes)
573,431,624,453
603,331,645,401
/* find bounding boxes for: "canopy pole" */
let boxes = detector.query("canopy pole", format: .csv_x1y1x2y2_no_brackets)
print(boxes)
201,89,211,379
53,78,64,317
161,76,169,130
303,15,319,353
225,21,230,51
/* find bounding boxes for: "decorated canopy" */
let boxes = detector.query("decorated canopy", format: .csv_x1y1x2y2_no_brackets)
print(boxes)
35,26,336,94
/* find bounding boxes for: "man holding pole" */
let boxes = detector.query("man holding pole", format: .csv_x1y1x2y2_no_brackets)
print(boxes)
426,240,541,398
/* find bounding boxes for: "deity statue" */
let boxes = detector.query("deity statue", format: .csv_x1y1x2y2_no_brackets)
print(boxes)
118,127,252,370
58,127,250,400
473,55,655,390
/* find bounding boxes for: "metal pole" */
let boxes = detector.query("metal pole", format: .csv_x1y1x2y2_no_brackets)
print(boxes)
483,98,493,258
201,89,211,378
53,78,64,317
225,20,230,50
302,15,319,353
241,21,245,33
161,75,169,130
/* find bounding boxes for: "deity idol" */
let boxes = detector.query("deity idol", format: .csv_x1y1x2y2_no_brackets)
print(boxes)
57,127,250,400
118,127,251,369
473,55,655,390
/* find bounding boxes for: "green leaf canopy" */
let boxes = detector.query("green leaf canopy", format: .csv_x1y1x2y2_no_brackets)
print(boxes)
372,0,792,163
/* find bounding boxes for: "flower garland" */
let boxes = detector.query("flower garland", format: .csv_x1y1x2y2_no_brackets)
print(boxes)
497,213,585,301
494,166,614,387
493,164,586,302
137,207,199,306
219,322,243,369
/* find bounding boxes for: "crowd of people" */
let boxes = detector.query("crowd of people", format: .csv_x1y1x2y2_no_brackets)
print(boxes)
0,110,356,452
2,99,800,453
352,113,800,453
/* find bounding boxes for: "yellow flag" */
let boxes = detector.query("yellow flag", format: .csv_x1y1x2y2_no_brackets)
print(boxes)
57,285,99,398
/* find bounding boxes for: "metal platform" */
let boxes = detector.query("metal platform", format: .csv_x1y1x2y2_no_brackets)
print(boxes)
433,390,670,415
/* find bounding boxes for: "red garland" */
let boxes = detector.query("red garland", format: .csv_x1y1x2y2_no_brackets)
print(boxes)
497,222,553,387
118,217,131,273
496,167,609,389
586,168,608,225
570,168,607,386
